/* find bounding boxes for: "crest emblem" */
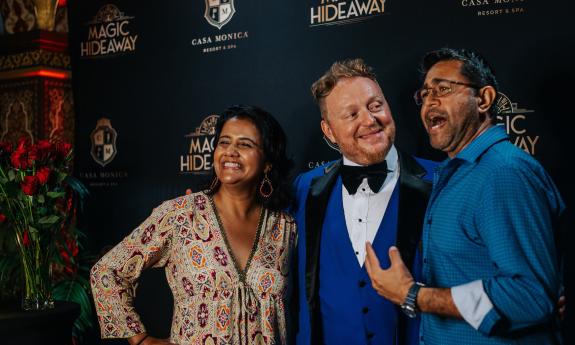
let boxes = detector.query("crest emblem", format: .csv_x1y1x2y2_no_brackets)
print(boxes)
495,92,534,115
90,118,118,167
188,115,219,137
204,0,235,29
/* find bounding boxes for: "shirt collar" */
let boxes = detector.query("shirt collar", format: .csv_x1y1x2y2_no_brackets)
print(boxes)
342,145,398,172
452,125,508,163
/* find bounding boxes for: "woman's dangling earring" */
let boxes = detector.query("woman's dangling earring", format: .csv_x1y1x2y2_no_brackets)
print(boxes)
259,172,273,198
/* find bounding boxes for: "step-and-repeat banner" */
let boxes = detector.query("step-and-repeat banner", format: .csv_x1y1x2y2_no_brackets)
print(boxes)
68,1,574,343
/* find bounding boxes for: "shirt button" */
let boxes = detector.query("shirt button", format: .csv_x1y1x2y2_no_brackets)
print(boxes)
358,219,362,223
362,307,369,314
423,258,427,264
427,218,432,225
355,251,359,255
362,188,366,192
359,280,366,288
367,332,374,339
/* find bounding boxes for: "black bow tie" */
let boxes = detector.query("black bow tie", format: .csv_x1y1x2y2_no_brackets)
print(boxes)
341,161,389,195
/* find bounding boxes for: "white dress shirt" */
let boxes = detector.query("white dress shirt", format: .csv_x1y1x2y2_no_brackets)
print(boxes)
342,145,399,267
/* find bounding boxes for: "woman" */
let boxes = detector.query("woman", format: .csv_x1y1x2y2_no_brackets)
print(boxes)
90,105,296,345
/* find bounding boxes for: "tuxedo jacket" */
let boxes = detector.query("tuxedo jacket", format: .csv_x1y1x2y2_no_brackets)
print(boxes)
291,152,437,345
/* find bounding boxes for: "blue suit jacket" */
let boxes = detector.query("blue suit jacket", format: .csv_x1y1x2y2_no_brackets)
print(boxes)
291,152,436,345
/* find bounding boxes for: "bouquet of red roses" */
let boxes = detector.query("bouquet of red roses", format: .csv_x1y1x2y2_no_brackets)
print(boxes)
0,137,88,310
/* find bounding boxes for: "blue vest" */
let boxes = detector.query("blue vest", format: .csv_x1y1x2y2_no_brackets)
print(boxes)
319,178,400,345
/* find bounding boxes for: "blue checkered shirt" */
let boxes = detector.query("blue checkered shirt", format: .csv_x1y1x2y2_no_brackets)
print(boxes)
420,125,564,345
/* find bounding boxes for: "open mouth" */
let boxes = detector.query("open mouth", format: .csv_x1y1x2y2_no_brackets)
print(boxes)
222,161,241,169
429,116,447,130
426,111,447,132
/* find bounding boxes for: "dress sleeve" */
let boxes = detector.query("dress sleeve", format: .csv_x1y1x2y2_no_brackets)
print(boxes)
475,163,563,336
90,200,178,338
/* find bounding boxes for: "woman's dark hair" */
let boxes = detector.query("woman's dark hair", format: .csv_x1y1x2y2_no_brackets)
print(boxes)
205,104,294,211
420,48,500,119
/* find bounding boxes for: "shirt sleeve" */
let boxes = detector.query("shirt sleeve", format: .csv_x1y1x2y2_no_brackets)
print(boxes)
90,200,178,338
451,280,494,330
475,162,563,336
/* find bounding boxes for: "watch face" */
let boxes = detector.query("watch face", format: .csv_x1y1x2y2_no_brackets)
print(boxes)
401,304,417,318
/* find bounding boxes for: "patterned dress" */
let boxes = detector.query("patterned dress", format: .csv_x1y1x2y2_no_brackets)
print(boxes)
90,192,297,344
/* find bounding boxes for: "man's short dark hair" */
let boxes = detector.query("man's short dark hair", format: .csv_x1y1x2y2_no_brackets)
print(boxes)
420,48,500,119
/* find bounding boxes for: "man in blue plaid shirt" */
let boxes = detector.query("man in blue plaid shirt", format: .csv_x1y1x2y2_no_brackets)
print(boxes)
364,48,565,345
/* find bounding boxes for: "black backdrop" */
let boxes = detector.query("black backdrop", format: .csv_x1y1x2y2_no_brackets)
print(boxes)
68,1,574,343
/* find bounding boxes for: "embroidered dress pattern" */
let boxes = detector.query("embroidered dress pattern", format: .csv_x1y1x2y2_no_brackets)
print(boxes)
90,192,296,344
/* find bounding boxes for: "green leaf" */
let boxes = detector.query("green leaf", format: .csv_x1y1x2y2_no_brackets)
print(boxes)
7,169,16,181
28,226,39,235
37,194,45,203
38,215,60,225
26,226,39,242
56,172,67,183
46,191,65,198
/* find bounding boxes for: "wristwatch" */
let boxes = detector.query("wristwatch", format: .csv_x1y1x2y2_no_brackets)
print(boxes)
400,282,425,318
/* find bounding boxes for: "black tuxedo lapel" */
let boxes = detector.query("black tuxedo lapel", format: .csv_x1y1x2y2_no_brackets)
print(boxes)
304,159,341,344
395,151,433,270
395,151,434,345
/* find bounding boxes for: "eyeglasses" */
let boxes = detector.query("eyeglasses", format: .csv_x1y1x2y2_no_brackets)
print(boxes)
414,79,478,105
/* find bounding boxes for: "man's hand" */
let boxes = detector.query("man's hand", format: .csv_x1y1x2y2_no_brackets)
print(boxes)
364,243,414,305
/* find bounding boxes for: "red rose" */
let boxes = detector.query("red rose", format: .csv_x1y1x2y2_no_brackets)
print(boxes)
10,148,28,169
56,143,72,159
37,140,53,152
21,175,39,195
16,137,29,149
10,137,31,169
28,146,39,162
23,230,30,247
36,167,51,185
0,214,6,223
34,140,54,161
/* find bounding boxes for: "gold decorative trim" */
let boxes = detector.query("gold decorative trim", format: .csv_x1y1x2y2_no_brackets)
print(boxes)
0,50,71,72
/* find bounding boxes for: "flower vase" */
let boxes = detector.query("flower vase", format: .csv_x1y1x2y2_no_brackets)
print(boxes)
17,231,55,311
